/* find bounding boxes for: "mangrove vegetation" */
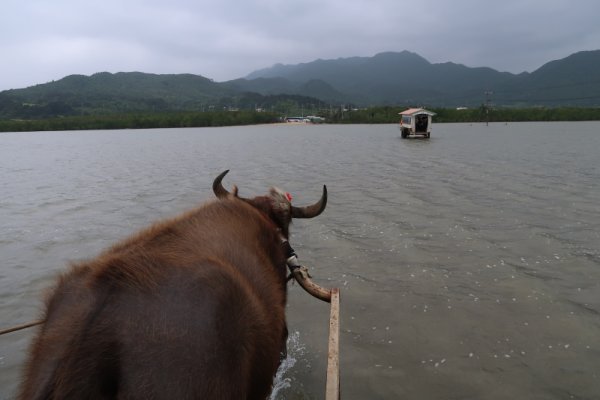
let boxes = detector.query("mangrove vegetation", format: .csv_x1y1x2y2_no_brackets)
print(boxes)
2,106,600,132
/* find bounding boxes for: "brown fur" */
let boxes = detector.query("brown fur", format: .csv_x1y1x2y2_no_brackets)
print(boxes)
19,196,291,400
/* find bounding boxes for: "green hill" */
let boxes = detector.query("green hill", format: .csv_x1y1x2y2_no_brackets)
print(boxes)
489,51,600,106
223,77,347,104
0,72,329,119
0,72,235,118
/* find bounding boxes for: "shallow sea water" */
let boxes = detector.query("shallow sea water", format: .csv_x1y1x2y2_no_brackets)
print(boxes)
1,122,599,399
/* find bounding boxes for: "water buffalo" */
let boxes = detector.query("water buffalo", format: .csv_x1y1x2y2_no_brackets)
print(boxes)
18,170,327,400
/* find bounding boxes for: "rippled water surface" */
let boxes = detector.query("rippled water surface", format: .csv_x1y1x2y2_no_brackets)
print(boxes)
1,123,599,399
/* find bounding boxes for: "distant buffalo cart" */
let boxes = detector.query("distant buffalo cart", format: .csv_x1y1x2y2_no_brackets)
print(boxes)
399,108,436,138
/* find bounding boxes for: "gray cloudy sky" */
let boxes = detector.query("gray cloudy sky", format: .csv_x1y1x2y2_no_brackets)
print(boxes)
1,0,599,91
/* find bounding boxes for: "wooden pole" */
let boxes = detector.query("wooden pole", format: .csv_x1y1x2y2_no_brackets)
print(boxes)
325,288,340,400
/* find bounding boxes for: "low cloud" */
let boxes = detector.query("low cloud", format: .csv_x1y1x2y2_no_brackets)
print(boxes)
1,0,598,90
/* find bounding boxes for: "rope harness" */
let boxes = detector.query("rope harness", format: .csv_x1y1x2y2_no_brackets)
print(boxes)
282,238,301,282
282,238,332,303
0,319,43,336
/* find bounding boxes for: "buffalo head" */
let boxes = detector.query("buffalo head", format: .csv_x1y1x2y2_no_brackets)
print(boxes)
212,170,327,238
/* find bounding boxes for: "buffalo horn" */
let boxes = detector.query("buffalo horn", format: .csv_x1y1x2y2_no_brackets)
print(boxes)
212,170,231,198
291,185,328,219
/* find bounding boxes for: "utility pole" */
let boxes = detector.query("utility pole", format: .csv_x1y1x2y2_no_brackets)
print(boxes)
484,91,493,126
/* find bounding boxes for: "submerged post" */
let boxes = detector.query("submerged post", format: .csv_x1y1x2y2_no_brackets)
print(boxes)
325,288,340,400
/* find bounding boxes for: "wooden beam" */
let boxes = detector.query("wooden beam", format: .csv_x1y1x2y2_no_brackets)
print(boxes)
325,288,340,400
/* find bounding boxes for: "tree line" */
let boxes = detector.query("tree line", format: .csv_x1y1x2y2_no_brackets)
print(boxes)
2,106,600,132
0,111,280,132
326,106,600,123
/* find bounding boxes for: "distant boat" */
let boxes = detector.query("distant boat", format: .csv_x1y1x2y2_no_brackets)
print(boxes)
399,108,436,138
286,117,311,123
285,116,326,124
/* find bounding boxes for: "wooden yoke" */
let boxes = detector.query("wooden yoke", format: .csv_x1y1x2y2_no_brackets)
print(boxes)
290,265,332,303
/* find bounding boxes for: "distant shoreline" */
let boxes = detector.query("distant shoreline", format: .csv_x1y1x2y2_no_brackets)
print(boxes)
2,107,600,132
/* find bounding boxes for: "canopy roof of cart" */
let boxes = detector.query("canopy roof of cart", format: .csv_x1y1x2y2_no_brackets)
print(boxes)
399,108,436,116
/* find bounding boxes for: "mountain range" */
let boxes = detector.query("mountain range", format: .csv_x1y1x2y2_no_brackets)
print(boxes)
1,50,599,118
242,50,600,107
